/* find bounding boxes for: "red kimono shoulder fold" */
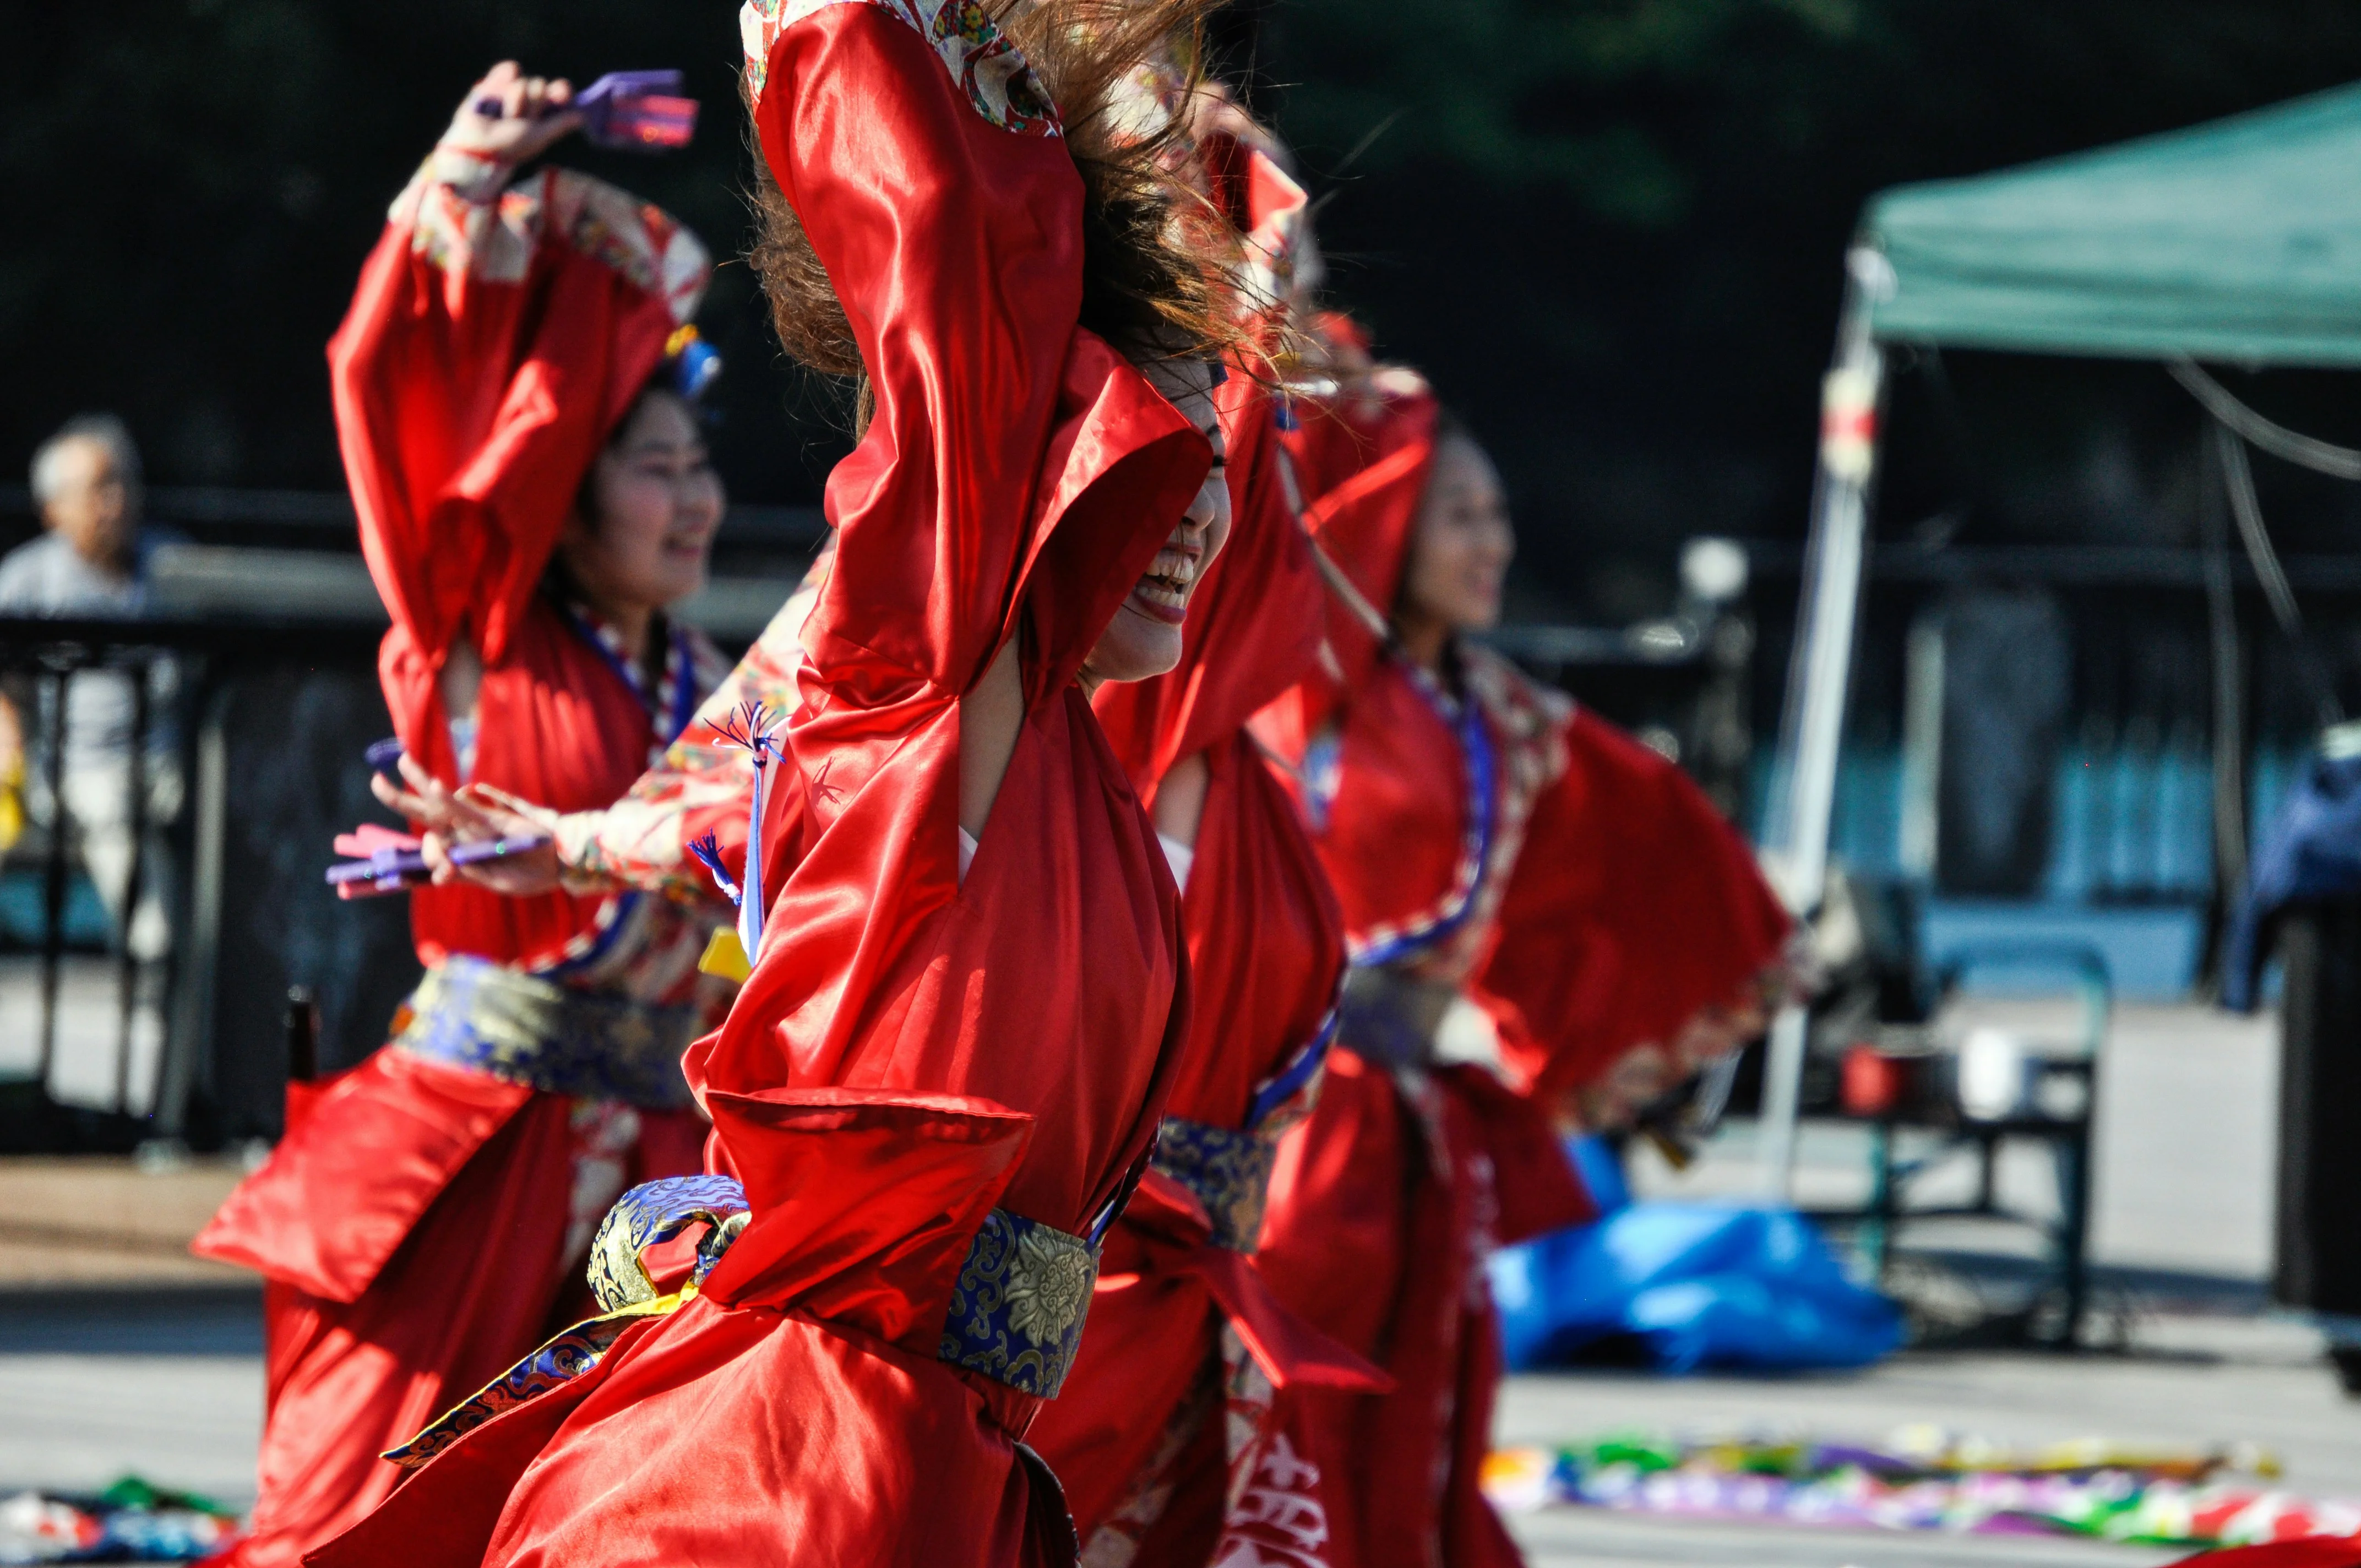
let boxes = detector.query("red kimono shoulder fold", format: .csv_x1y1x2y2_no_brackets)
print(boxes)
327,154,711,971
697,2,1211,1237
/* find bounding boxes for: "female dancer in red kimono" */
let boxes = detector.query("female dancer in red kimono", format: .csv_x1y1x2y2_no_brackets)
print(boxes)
1248,334,1797,1568
311,4,1246,1565
188,65,733,1567
1022,119,1380,1568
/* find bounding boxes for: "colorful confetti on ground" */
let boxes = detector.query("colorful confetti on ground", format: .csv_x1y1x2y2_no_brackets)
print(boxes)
1482,1430,2361,1550
0,1478,238,1564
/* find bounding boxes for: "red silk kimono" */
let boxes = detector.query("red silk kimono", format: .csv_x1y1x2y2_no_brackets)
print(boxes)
310,7,1209,1566
1032,352,1372,1565
190,150,718,1567
2169,1545,2361,1566
1249,371,1793,1568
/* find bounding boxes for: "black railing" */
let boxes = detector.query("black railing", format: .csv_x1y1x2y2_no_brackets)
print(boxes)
0,611,389,1150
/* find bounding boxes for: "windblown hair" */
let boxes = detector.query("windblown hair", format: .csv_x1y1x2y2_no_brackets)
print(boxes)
746,0,1243,402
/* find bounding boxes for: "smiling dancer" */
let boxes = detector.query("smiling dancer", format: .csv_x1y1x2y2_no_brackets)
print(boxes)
1248,323,1797,1568
310,3,1252,1565
1021,108,1381,1567
188,65,733,1567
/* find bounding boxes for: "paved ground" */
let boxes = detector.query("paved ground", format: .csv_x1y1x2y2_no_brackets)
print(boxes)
0,1288,261,1504
0,1000,2343,1568
0,954,167,1118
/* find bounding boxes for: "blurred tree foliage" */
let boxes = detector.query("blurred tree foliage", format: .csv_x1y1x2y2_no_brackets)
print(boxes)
11,2,2361,608
1248,0,2361,611
0,1,848,510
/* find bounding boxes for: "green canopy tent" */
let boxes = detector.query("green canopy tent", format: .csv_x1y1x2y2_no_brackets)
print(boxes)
1754,81,2361,1195
1871,81,2361,367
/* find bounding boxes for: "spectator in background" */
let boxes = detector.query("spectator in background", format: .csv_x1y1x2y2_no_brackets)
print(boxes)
0,414,180,960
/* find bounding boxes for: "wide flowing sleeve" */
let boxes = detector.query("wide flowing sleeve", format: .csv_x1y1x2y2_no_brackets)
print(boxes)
1476,708,1793,1112
747,2,1208,721
326,147,710,696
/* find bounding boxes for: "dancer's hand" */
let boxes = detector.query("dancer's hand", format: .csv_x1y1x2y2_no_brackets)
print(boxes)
372,756,564,898
441,62,582,170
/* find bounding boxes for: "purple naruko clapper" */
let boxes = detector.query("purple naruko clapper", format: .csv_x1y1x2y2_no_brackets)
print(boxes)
475,70,698,152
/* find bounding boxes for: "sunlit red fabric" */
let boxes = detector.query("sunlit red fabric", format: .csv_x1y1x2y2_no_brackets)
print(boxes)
193,153,716,1568
1250,357,1790,1567
1258,1055,1586,1568
310,10,1209,1565
1036,372,1369,1550
1478,708,1795,1104
1272,355,1441,733
328,162,696,974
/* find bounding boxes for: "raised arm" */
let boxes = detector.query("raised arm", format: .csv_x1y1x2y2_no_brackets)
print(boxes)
329,64,710,686
747,6,1205,716
379,548,832,906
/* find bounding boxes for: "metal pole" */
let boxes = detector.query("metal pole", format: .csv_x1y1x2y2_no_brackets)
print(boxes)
1757,247,1895,1199
115,659,149,1115
155,683,229,1141
35,664,70,1097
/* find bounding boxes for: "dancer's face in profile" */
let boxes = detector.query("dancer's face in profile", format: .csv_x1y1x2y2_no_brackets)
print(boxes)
562,389,726,616
1082,358,1233,686
1400,433,1514,635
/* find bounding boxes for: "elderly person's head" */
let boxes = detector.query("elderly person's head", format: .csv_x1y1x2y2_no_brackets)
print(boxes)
30,416,142,575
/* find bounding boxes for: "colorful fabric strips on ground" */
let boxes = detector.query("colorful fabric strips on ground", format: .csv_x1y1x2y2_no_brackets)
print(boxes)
0,1478,240,1563
1482,1431,2361,1550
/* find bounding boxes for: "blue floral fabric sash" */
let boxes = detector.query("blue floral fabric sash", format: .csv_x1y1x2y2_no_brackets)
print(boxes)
392,955,697,1110
1150,1009,1340,1253
383,1301,670,1471
937,1207,1100,1397
383,1172,1108,1466
588,1174,753,1311
599,1176,1105,1396
1150,1117,1281,1253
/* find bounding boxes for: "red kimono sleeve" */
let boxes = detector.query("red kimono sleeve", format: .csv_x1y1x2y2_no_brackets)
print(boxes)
1477,709,1793,1109
752,8,1206,723
695,8,1206,1119
327,155,710,758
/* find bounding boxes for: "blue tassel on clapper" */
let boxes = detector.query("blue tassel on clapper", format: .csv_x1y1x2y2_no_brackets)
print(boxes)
705,703,785,962
689,835,742,908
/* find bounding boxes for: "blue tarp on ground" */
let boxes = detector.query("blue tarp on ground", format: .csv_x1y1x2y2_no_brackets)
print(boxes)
1490,1143,1903,1375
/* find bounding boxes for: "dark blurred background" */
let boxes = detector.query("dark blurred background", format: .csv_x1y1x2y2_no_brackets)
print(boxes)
16,2,2361,600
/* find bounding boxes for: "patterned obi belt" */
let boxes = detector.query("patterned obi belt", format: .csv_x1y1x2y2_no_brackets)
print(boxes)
383,1173,1107,1473
594,1176,1102,1399
392,955,698,1111
1151,1118,1284,1253
1150,1010,1340,1254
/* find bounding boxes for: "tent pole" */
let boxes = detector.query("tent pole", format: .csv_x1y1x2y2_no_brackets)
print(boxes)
1758,247,1893,1200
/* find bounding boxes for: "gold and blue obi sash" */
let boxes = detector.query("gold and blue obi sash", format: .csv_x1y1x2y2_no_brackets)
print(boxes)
390,1169,1108,1468
938,1206,1101,1397
392,955,698,1110
591,1177,1105,1397
1150,1010,1339,1253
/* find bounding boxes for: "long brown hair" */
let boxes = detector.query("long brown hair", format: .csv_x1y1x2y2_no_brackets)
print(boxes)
745,0,1243,406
